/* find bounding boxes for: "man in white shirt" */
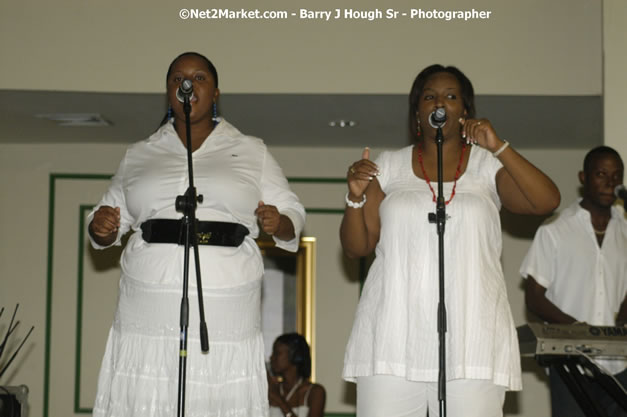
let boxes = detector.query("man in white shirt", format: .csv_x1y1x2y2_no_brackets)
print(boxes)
520,146,627,417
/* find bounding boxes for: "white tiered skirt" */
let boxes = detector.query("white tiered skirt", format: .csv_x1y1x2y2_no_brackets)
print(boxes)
93,275,268,417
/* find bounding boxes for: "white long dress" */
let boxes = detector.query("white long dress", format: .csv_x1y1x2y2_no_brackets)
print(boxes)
343,145,522,391
89,119,306,417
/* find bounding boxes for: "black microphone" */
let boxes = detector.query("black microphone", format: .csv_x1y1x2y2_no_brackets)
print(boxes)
176,79,194,103
428,108,447,128
615,184,627,201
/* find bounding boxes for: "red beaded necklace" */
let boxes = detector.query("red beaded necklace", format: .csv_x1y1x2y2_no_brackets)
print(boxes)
417,141,467,205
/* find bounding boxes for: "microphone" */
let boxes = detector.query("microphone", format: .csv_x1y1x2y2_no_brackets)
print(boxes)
176,79,194,103
615,184,627,201
428,108,447,128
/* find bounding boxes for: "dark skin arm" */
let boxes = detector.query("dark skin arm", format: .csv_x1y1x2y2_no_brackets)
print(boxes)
267,374,293,414
525,276,577,324
305,384,326,417
461,118,561,215
616,294,627,327
267,375,326,417
339,148,385,258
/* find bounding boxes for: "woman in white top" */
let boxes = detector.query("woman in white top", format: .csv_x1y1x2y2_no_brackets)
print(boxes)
340,64,560,417
88,52,305,417
268,333,326,417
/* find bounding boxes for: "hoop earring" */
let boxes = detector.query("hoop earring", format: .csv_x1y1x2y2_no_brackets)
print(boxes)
212,102,219,124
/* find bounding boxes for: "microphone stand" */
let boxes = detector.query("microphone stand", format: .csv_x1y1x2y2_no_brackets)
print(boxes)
427,124,448,417
175,94,210,417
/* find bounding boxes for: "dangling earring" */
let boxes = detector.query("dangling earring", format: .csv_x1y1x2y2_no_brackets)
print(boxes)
167,106,173,121
416,119,421,137
212,102,219,125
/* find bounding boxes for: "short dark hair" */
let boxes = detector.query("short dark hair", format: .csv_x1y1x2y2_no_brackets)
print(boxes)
408,64,475,138
583,146,623,173
166,51,218,87
275,333,312,378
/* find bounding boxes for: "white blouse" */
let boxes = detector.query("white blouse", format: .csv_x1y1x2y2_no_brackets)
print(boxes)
89,119,306,288
343,145,522,390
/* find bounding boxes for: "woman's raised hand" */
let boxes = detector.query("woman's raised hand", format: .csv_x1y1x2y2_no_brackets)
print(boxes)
459,117,505,152
346,147,379,200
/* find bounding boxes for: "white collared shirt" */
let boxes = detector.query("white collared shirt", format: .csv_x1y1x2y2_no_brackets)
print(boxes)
88,119,305,288
520,200,627,374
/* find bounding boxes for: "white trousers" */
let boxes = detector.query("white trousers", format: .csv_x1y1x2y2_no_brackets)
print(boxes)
356,375,506,417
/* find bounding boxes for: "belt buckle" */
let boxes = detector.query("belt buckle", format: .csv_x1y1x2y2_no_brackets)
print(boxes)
197,231,212,244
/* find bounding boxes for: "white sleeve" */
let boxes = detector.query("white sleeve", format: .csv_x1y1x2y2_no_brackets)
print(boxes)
87,151,135,249
373,151,391,191
474,147,504,207
488,150,504,190
260,148,306,253
519,225,556,288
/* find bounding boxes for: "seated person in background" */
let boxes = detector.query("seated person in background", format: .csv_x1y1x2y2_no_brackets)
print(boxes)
268,333,326,417
520,145,627,417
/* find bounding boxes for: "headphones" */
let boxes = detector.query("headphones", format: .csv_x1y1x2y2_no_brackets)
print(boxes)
288,337,306,365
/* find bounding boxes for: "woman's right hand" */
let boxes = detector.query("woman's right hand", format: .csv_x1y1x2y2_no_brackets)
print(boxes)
346,147,379,200
89,206,121,240
267,372,283,407
341,147,384,258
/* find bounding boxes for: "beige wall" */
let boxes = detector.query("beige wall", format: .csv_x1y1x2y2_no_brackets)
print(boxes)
604,0,627,156
0,0,601,95
3,0,627,415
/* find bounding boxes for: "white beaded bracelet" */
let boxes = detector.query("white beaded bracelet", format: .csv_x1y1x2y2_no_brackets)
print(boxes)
345,192,367,208
493,140,510,157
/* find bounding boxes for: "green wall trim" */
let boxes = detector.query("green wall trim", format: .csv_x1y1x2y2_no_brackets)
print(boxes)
46,173,344,183
51,173,113,181
43,175,55,417
75,205,94,414
306,208,344,214
288,177,346,184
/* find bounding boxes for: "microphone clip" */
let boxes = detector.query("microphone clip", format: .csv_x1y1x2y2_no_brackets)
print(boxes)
428,108,447,129
176,79,194,103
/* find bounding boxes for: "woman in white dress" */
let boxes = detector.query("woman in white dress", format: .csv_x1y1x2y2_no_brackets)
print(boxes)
340,64,560,417
88,52,305,417
268,333,326,417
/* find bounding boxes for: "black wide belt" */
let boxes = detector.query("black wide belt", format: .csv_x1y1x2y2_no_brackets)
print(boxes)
140,219,249,247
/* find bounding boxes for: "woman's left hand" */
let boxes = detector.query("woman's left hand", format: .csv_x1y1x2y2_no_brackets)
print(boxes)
459,117,504,153
255,201,281,235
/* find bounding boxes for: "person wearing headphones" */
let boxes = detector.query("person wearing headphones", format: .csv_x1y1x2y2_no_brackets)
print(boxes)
268,333,326,417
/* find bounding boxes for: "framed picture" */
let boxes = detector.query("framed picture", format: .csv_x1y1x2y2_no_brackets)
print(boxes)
258,237,317,380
